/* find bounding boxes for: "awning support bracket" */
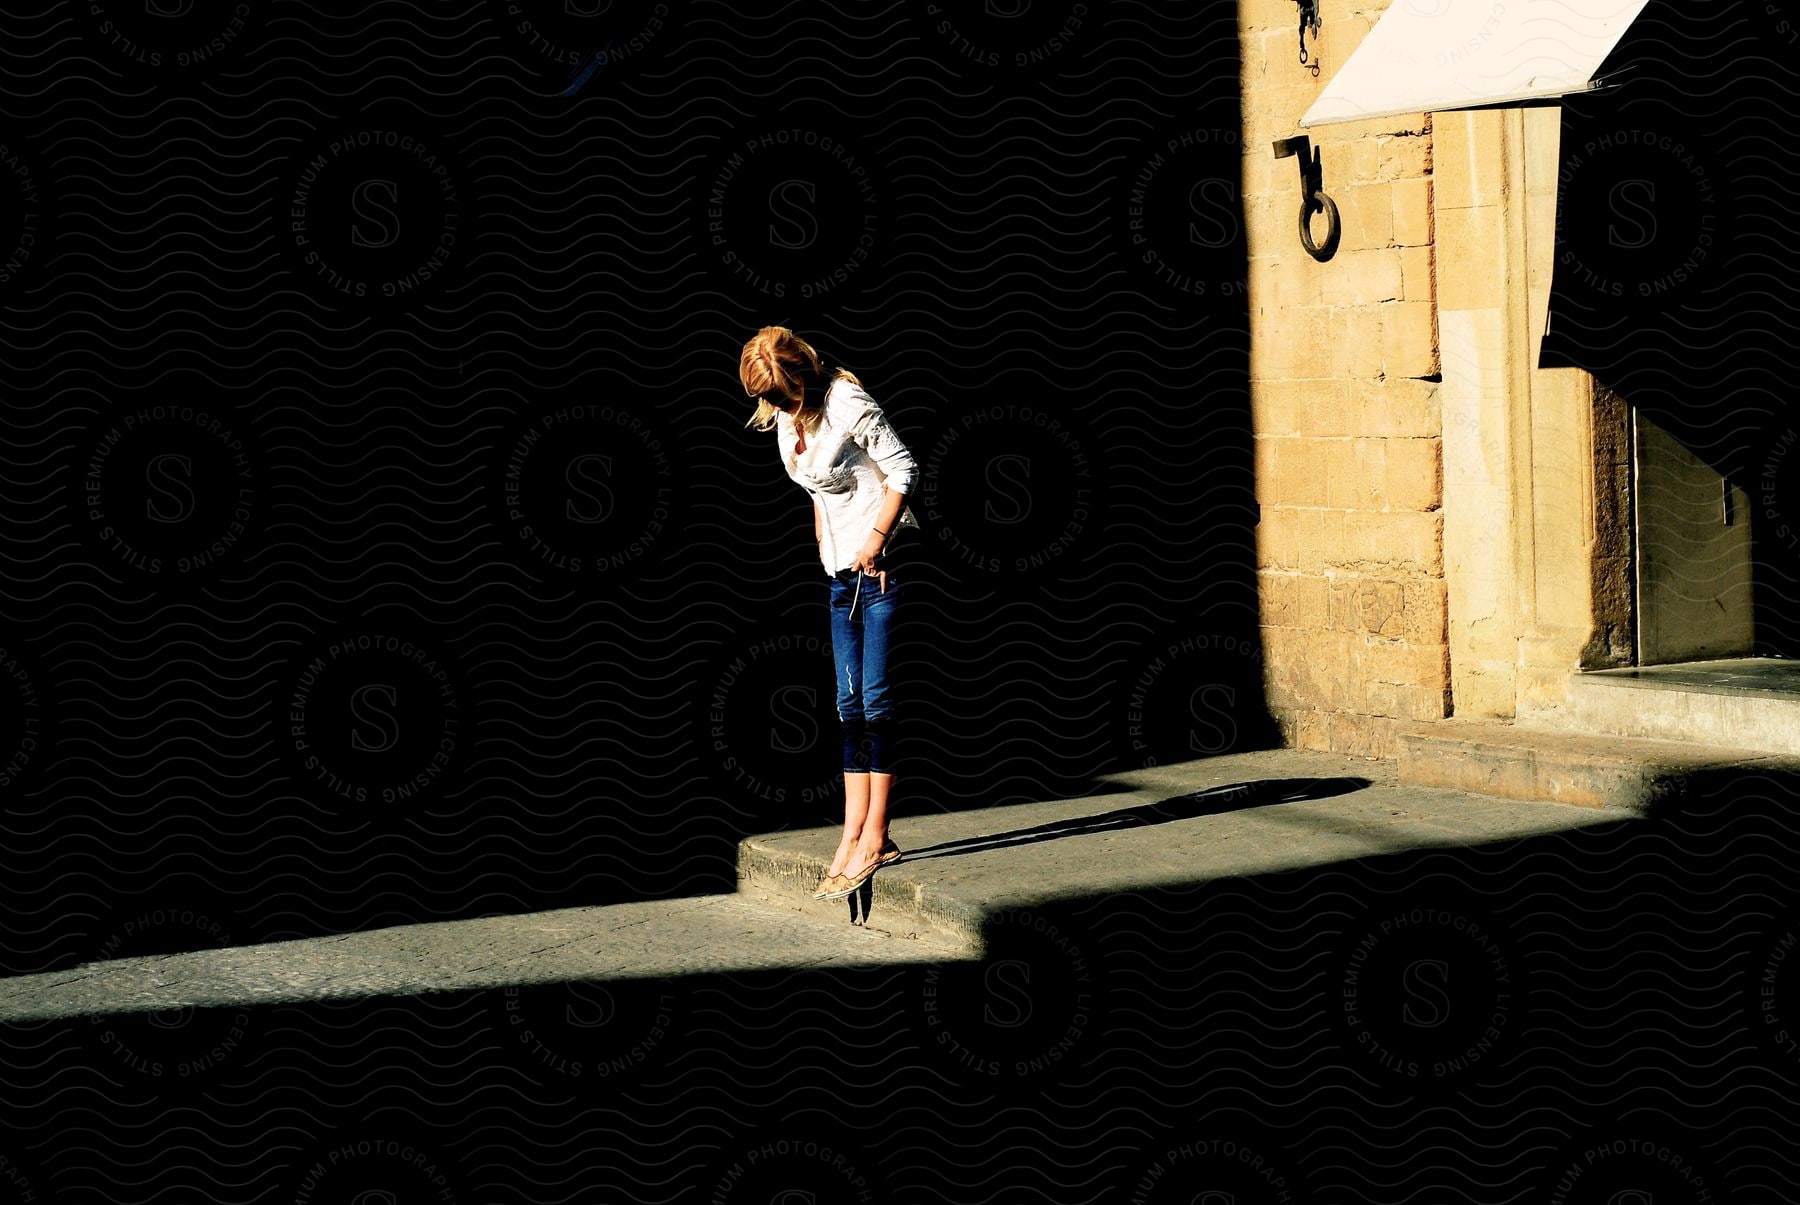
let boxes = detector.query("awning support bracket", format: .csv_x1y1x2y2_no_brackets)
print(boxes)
1271,135,1341,263
1294,0,1322,75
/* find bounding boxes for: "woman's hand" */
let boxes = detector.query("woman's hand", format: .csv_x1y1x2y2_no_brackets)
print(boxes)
850,531,888,589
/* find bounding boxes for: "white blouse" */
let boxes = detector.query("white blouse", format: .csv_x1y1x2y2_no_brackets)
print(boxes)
778,376,921,574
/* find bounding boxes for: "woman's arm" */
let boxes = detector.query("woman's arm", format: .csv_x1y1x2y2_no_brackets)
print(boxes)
850,488,907,580
864,490,905,554
846,399,918,498
845,398,916,574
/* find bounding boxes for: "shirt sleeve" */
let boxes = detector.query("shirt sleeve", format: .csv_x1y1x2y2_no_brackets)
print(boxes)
845,395,918,497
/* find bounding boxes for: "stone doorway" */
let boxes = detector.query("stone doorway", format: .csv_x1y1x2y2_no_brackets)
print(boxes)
1630,408,1755,665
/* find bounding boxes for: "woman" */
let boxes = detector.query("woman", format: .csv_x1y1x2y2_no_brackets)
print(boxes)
740,326,921,902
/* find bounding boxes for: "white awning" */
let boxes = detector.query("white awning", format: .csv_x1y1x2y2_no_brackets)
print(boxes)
1298,0,1652,129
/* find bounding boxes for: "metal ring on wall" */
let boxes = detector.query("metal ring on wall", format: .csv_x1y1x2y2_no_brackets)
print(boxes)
1298,189,1341,262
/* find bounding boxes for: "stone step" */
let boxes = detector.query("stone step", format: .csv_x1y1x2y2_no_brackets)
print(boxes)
736,837,987,950
1397,718,1800,810
736,748,1635,950
1547,658,1800,754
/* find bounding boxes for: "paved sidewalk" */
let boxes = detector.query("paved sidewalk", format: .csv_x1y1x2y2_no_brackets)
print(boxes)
0,748,1631,1023
740,747,1631,941
0,893,968,1024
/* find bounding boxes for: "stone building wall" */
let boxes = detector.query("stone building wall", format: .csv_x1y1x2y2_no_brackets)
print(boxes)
1239,0,1448,757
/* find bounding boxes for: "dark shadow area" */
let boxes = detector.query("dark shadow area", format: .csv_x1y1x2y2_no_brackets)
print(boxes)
1636,761,1800,820
0,5,1268,970
1542,0,1800,656
6,771,1799,1201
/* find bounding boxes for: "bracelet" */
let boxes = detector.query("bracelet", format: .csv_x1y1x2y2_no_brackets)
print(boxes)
874,526,890,535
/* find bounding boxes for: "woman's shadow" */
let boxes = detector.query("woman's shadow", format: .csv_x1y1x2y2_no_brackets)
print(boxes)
840,774,1372,920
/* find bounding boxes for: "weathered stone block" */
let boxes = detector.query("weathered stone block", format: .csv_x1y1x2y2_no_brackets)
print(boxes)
1296,709,1406,759
1328,574,1448,644
1240,148,1277,200
1252,304,1330,379
1322,439,1362,510
1378,134,1432,182
1351,249,1406,305
1343,510,1444,573
1315,508,1349,570
1434,205,1503,309
1343,307,1386,380
1355,637,1450,689
1297,573,1329,628
1251,378,1324,436
1353,678,1447,721
1336,185,1396,252
1392,177,1432,246
1254,506,1301,570
1379,301,1438,378
1380,436,1443,512
1258,570,1302,627
1399,245,1434,302
1296,379,1355,437
1256,438,1329,509
1261,626,1354,711
1354,378,1441,439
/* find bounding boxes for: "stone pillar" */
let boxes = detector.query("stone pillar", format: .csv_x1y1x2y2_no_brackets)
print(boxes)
1435,109,1522,717
1435,106,1631,722
1517,108,1633,696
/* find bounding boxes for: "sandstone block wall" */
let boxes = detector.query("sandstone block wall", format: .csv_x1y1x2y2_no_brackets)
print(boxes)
1239,0,1448,757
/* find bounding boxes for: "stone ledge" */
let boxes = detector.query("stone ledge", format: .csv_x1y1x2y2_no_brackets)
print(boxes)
1553,659,1800,754
736,839,987,952
740,748,1623,951
1397,718,1800,811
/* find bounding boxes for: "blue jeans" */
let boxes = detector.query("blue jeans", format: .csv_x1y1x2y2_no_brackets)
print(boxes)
828,553,904,774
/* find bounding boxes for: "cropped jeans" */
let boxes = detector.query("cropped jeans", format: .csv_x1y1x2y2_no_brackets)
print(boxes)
827,547,906,774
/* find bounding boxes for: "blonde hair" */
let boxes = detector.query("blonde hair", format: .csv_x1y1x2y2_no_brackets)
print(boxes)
740,326,862,435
